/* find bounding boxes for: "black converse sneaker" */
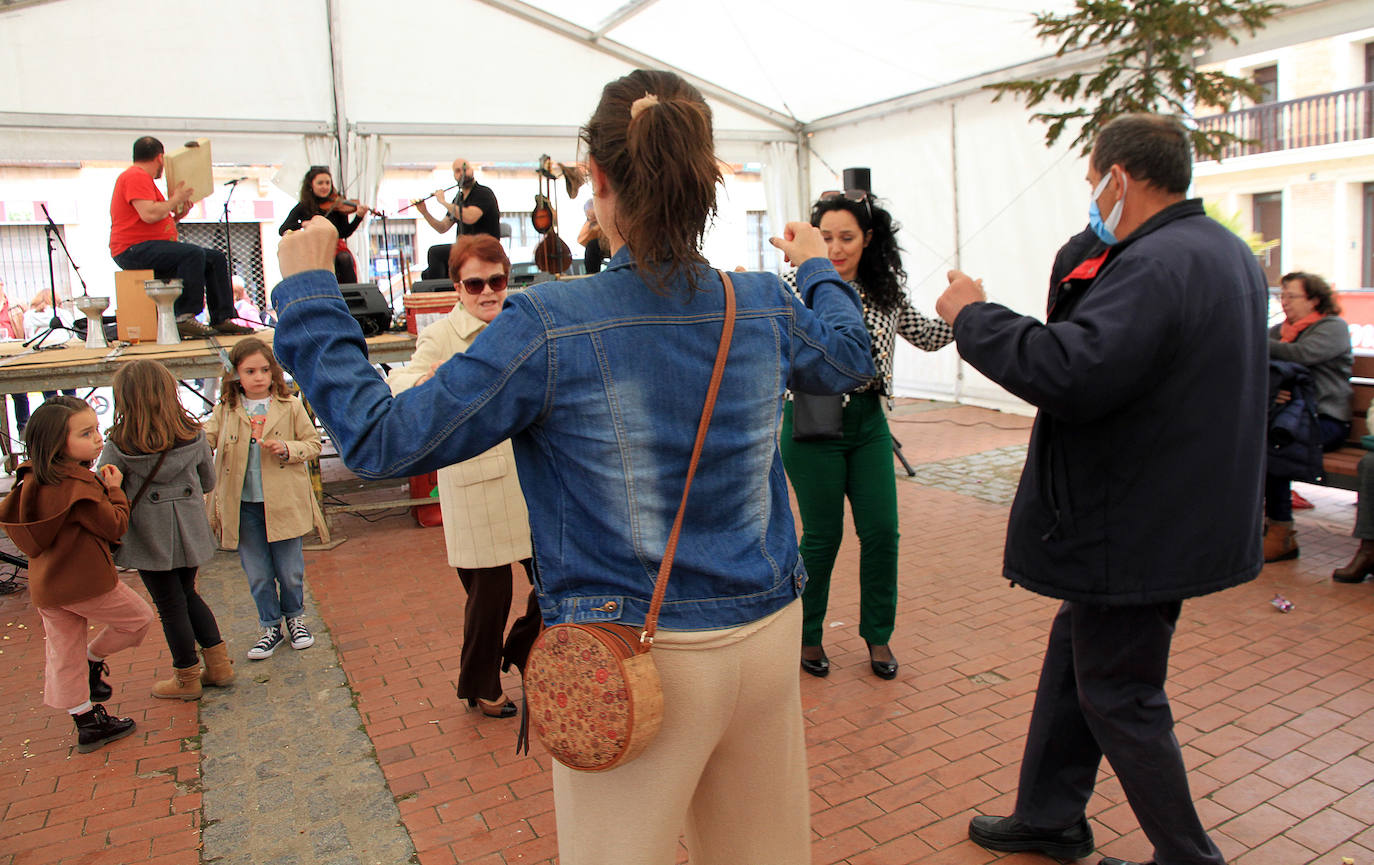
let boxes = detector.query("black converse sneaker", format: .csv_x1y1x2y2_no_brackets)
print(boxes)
73,704,136,753
286,617,314,650
246,626,284,660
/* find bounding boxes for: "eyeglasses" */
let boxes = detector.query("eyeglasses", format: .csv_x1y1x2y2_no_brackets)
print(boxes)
460,274,508,294
819,189,872,219
1278,291,1308,301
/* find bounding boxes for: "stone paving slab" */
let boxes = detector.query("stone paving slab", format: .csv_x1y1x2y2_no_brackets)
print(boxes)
195,551,416,865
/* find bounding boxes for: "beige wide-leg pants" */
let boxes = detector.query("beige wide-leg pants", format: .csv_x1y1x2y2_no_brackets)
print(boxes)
552,600,810,865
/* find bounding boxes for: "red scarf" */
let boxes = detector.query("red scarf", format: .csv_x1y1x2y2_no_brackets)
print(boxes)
1279,311,1323,343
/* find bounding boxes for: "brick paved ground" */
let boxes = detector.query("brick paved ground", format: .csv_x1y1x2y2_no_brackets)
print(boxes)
2,400,1372,864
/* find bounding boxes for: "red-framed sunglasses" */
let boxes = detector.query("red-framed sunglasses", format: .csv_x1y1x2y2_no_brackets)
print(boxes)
459,274,508,294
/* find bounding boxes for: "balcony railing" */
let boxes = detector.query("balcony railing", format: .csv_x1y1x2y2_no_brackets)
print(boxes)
1195,82,1374,160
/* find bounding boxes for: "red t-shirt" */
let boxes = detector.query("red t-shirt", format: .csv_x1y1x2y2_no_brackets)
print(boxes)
109,166,177,257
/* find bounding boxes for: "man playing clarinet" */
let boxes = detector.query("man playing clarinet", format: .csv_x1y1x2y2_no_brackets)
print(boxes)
415,158,501,280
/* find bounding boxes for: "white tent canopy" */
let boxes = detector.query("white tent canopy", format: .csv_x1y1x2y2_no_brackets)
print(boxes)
2,0,1365,410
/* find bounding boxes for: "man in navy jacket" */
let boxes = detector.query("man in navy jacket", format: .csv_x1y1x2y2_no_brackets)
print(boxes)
937,114,1267,865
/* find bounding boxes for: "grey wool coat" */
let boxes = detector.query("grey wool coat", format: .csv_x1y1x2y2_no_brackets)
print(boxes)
98,432,219,571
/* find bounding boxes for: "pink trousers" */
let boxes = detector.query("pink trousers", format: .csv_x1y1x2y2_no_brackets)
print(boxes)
38,580,154,710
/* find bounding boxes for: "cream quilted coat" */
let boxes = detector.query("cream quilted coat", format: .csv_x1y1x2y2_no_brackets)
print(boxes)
388,303,533,569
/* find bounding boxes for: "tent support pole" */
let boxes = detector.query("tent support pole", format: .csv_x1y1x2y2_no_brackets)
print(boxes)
950,103,965,404
796,130,811,217
326,0,349,182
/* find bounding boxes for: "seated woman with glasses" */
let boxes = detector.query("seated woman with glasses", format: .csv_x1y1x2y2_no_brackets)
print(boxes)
387,235,541,718
780,189,953,681
1264,271,1352,562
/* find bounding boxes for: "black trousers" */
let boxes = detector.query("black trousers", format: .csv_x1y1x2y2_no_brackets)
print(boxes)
334,250,357,285
138,566,223,669
1014,600,1225,865
454,559,542,702
113,240,235,323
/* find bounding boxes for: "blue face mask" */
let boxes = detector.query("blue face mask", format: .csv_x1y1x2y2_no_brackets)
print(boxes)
1088,171,1126,246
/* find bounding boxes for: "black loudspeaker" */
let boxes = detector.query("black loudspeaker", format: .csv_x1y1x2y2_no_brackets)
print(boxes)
72,315,119,342
842,167,871,194
410,278,453,293
338,283,392,336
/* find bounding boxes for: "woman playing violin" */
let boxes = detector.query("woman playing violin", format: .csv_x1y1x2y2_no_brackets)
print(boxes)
279,166,370,283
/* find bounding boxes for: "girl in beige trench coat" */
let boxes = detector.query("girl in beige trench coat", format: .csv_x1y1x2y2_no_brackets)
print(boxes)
204,337,327,661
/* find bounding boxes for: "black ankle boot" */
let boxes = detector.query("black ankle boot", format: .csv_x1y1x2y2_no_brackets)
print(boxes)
72,704,136,753
88,659,112,702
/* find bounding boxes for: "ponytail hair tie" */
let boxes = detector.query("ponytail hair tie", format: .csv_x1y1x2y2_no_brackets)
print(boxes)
630,93,660,119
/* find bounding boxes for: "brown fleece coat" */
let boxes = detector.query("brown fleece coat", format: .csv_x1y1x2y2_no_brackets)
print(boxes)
0,463,129,608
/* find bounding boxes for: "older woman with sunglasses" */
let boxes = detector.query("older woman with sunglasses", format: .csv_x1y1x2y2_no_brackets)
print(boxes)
388,234,541,718
781,190,953,680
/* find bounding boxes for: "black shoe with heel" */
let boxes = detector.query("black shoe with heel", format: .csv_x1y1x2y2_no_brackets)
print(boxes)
465,696,518,718
866,641,898,680
800,647,830,678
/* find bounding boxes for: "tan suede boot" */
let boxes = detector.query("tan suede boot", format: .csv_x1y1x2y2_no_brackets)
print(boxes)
1263,520,1299,563
151,665,203,701
200,642,236,687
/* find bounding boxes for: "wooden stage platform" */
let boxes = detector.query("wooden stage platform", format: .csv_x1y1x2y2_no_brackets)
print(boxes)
0,329,416,394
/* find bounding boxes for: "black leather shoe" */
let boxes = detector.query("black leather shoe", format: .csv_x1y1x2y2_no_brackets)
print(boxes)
866,641,897,680
968,814,1094,860
800,648,830,678
88,659,112,702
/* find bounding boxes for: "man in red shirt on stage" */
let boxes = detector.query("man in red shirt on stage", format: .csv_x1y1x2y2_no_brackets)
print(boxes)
109,136,252,338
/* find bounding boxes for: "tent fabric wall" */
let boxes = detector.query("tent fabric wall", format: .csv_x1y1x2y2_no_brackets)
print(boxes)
0,0,334,123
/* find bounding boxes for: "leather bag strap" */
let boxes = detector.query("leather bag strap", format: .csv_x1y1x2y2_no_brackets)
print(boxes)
640,271,736,647
128,448,171,511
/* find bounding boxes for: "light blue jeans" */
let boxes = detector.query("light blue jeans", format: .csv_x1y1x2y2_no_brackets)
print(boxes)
237,500,306,629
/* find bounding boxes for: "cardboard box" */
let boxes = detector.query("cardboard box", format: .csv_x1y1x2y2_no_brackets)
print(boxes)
114,270,158,343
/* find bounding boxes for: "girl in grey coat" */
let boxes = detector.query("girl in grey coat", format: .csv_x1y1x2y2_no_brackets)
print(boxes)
99,360,235,700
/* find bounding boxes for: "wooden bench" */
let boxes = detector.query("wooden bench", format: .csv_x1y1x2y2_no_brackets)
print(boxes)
1318,353,1374,491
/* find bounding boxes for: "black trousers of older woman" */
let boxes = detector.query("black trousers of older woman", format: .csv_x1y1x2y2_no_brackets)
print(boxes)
455,558,541,702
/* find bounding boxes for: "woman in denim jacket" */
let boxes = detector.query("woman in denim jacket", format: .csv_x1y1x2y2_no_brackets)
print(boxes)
270,69,874,865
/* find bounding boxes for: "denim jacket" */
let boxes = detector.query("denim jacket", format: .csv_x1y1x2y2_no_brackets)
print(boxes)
271,249,875,630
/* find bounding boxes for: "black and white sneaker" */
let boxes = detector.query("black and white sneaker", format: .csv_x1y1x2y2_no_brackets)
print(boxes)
246,626,284,660
286,617,315,650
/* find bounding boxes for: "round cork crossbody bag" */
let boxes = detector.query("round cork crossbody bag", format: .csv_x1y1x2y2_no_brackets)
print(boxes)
519,271,737,772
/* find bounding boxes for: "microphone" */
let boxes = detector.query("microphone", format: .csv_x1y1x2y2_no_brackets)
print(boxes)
222,176,249,186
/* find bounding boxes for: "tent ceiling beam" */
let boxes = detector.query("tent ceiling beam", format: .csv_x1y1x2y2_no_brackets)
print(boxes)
0,112,331,135
591,0,662,40
353,120,788,144
472,0,799,133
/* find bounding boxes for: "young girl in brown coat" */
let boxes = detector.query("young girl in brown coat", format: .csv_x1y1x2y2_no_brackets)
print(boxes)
0,396,155,753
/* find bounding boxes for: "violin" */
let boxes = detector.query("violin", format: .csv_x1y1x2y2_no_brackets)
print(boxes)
320,193,367,215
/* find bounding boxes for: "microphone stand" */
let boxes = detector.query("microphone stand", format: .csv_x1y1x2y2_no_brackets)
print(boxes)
376,208,398,320
24,205,85,349
220,177,245,283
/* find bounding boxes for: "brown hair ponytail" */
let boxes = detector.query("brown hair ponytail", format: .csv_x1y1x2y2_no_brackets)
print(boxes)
582,69,722,294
